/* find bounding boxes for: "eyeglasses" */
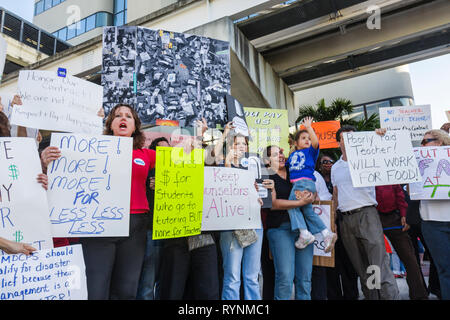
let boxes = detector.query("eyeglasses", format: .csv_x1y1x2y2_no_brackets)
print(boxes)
421,138,438,145
321,160,334,164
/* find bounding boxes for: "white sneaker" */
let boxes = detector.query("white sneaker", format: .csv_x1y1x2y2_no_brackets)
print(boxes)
295,232,315,249
323,232,337,253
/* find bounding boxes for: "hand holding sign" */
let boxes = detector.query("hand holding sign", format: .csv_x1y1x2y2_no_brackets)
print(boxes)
0,237,37,255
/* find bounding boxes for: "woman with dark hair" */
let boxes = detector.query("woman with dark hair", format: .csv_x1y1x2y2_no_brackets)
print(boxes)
42,104,156,300
318,154,335,196
83,104,156,300
263,144,316,300
215,121,268,300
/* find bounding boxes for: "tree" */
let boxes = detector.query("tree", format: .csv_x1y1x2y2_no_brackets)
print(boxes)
295,97,381,160
296,98,380,131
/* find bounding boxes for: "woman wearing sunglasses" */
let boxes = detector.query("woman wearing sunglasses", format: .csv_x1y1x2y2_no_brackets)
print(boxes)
318,155,335,196
419,129,450,300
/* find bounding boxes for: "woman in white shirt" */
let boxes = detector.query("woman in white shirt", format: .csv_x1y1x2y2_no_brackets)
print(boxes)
419,129,450,300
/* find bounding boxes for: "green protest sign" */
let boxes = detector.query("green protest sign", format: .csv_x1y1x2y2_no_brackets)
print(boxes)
153,147,204,240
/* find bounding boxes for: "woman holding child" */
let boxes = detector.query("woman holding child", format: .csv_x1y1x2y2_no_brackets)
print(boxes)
263,117,336,300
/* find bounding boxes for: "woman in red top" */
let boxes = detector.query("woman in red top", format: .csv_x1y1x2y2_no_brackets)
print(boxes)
79,104,156,300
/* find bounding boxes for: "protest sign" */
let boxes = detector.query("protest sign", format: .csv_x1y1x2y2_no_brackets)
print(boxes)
244,107,290,156
0,138,53,252
102,26,230,129
409,146,450,200
379,105,432,142
312,201,335,268
226,94,249,137
0,245,87,300
298,120,341,149
343,131,421,187
47,133,133,237
0,35,7,83
11,70,103,134
202,166,262,231
153,147,204,239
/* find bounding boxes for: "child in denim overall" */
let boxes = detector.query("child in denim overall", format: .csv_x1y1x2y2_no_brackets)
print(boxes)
287,117,337,252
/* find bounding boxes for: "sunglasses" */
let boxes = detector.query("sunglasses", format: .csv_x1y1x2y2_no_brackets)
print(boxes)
321,160,334,164
421,138,438,145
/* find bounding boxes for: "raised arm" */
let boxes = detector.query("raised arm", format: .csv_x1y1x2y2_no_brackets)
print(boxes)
0,237,36,255
301,116,319,149
214,121,233,164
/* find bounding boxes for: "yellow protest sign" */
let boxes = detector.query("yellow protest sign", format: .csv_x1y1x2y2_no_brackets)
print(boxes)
153,147,204,240
244,107,290,157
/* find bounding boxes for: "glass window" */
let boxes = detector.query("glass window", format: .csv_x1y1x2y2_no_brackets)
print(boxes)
366,100,390,118
96,12,110,28
114,12,124,26
44,0,52,10
52,0,61,6
390,97,412,107
115,0,125,13
349,106,365,122
35,1,44,15
58,28,67,41
76,19,86,36
67,23,77,40
86,15,96,31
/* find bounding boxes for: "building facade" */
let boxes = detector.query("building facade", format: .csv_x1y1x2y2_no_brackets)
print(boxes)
0,0,446,126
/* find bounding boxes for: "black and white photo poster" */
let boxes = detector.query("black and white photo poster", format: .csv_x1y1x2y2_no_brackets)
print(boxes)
102,27,231,129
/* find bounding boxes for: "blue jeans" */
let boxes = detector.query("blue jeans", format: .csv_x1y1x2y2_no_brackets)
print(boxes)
136,230,163,300
220,229,263,300
288,179,326,234
267,222,314,300
422,220,450,300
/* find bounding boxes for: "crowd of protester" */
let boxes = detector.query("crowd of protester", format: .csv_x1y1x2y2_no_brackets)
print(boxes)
0,94,449,300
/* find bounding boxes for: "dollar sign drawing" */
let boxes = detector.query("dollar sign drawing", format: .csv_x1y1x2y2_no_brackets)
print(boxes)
161,170,170,187
13,231,24,242
8,165,19,180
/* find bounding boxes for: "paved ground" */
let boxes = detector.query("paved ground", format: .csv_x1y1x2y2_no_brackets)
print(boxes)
357,260,439,300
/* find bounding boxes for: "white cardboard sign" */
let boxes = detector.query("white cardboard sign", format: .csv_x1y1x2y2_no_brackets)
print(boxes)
0,138,53,252
0,245,87,300
344,131,421,187
379,105,432,142
47,133,133,237
201,167,262,231
11,70,103,134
